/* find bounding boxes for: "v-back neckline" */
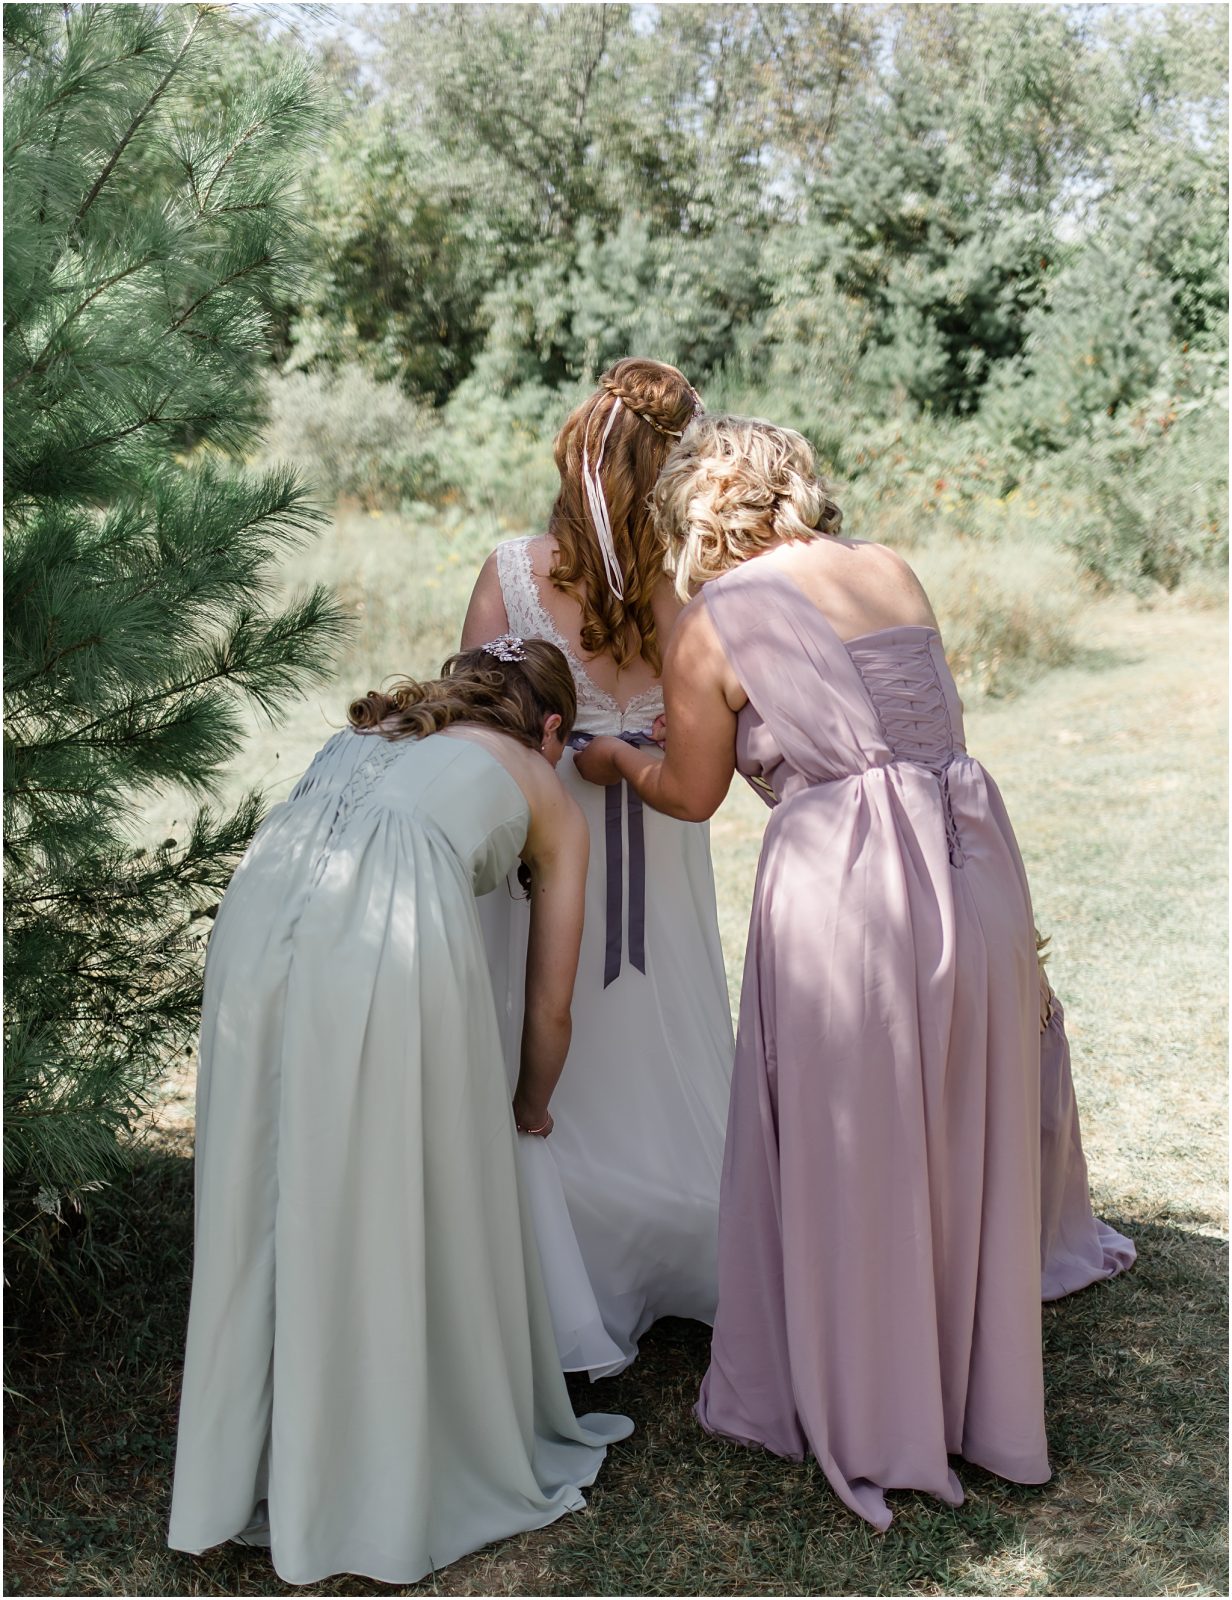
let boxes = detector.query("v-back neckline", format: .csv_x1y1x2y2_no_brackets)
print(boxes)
511,537,663,721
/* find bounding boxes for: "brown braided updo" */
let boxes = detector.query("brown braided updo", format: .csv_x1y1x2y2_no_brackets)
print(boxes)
598,369,701,440
548,357,704,673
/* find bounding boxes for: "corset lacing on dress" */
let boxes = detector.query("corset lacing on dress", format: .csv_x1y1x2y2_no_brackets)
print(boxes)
309,737,402,887
847,640,967,869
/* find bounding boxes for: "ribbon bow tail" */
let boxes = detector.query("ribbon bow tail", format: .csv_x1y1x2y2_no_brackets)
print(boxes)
571,730,650,988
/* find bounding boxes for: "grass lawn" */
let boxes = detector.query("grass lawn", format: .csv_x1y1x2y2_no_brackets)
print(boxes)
5,536,1226,1595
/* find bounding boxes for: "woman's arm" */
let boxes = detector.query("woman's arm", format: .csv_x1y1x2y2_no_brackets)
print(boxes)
514,777,589,1133
573,602,740,822
460,548,509,650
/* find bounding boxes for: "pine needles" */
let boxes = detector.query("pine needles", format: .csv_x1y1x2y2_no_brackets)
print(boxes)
3,3,346,1291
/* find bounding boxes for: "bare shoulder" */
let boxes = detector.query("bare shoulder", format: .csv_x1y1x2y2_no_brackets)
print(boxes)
521,755,586,863
460,545,510,648
436,723,534,790
665,589,745,706
856,539,924,582
442,722,567,803
849,539,936,612
667,592,719,655
471,544,504,588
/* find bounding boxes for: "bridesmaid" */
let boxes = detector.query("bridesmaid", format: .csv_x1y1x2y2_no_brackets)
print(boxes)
169,640,631,1586
462,359,735,1377
575,414,1057,1529
732,729,1135,1300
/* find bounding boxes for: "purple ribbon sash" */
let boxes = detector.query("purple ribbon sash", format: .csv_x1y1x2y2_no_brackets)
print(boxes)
569,731,655,987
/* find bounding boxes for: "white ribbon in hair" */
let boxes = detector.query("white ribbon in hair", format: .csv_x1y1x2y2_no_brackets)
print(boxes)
582,397,625,600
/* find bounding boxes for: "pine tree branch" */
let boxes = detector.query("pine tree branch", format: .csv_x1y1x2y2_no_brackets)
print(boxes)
4,257,162,395
73,403,201,457
74,9,205,227
200,112,274,210
166,253,274,332
18,600,334,757
5,22,168,158
36,102,70,228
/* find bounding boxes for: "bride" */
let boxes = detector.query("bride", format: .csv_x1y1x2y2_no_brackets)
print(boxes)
461,358,734,1377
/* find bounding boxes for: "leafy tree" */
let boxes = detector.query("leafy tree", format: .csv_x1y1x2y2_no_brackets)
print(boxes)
981,5,1227,454
292,105,491,403
754,7,1092,421
3,3,345,1277
300,4,870,399
235,2,1224,592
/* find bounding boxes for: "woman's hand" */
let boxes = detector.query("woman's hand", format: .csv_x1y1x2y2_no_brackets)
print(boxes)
572,736,626,787
513,1095,554,1137
572,606,739,821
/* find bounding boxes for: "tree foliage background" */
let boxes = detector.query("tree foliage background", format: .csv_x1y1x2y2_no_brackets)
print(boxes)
287,1,1226,592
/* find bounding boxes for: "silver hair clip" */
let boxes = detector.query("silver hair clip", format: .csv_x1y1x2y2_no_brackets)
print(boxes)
482,633,528,663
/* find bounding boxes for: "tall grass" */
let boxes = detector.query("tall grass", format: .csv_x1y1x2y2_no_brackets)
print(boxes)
913,537,1079,699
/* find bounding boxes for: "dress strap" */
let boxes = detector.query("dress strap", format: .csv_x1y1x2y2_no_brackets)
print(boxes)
704,563,890,780
495,537,544,639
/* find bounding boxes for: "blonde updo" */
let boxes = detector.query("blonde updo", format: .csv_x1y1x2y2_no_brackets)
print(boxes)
652,414,843,601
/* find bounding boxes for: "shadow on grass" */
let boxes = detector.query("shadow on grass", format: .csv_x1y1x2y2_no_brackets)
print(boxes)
4,1157,1226,1597
1064,642,1144,676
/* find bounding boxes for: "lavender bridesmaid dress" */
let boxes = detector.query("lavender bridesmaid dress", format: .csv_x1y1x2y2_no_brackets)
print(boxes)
696,559,1053,1529
1040,995,1135,1300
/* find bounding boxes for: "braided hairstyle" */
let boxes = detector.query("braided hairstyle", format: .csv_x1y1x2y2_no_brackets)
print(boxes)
548,357,703,673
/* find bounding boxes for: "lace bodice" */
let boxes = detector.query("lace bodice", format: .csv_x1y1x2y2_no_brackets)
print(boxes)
496,537,664,736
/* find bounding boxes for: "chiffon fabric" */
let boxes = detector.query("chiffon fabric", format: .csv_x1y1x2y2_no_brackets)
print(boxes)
695,558,1052,1530
168,728,631,1586
1040,998,1136,1299
479,536,735,1377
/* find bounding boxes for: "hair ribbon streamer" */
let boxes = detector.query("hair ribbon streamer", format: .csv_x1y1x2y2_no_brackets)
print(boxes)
582,398,625,600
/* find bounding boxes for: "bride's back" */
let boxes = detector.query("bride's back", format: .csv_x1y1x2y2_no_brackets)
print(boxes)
463,357,703,722
523,533,681,710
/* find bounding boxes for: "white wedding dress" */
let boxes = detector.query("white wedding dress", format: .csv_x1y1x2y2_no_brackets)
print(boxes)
479,537,735,1378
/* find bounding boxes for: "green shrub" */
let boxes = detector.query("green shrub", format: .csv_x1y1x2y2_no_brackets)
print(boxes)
1061,381,1229,593
261,366,443,509
433,378,572,533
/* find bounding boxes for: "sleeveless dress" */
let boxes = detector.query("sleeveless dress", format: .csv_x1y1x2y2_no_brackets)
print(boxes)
168,729,632,1586
730,721,1135,1304
478,536,735,1377
1040,996,1136,1299
694,559,1052,1530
